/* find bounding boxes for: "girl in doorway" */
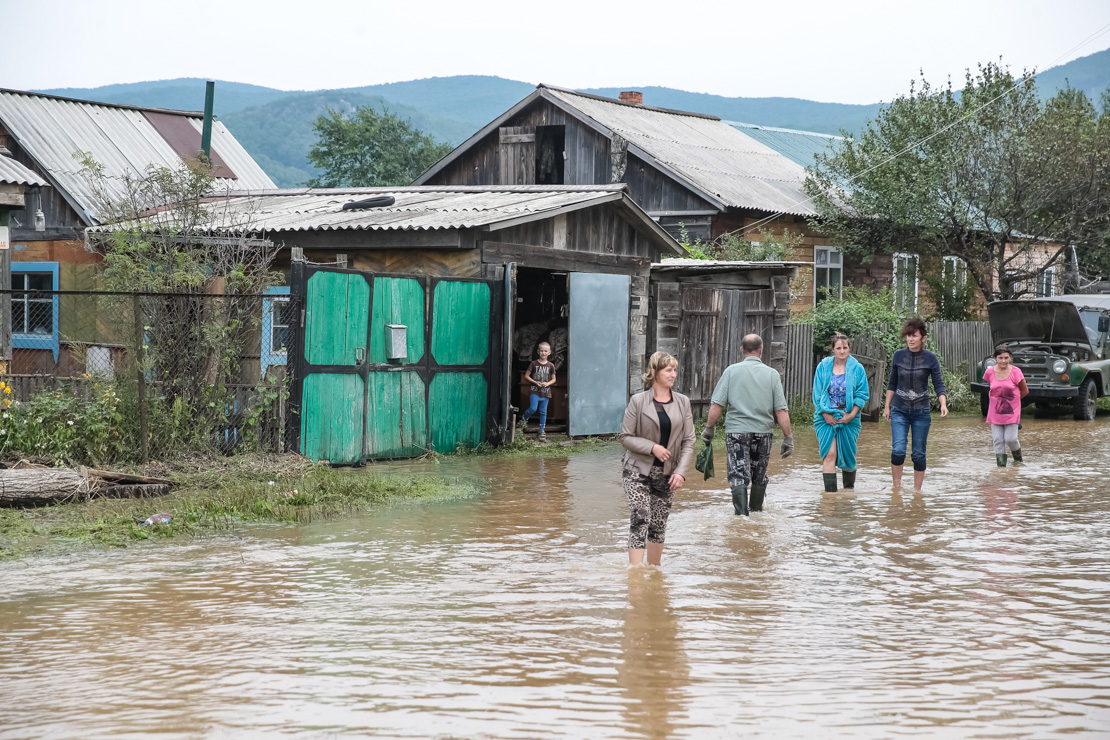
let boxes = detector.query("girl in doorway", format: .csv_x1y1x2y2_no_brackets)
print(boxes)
983,344,1028,466
520,342,556,442
812,333,869,491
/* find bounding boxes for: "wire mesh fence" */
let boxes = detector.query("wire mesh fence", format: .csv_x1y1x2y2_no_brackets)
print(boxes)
0,288,296,464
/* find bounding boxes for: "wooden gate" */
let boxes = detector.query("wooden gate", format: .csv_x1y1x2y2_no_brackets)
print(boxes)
676,286,775,414
289,265,502,463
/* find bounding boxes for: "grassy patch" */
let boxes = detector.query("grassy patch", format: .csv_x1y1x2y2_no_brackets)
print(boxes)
0,457,479,559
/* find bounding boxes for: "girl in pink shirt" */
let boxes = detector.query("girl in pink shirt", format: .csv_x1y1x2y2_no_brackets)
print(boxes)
983,345,1029,467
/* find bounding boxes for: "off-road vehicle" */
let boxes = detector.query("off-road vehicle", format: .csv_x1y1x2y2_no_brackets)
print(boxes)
972,295,1110,420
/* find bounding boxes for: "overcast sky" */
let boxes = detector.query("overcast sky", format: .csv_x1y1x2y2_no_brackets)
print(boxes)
6,0,1110,104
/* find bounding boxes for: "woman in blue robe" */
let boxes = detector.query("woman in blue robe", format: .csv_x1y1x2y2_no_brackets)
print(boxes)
812,333,869,491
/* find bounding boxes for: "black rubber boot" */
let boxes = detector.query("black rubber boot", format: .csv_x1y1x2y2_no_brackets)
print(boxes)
731,486,749,516
823,473,838,492
1012,448,1023,463
842,470,856,490
749,482,768,512
996,453,1007,467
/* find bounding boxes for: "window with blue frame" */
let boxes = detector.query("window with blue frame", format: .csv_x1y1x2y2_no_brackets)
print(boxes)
12,262,60,362
261,286,291,379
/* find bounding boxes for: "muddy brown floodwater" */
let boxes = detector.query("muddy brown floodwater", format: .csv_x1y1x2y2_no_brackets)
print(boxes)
2,415,1110,738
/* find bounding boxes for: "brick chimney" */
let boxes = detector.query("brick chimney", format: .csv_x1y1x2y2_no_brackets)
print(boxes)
619,91,643,106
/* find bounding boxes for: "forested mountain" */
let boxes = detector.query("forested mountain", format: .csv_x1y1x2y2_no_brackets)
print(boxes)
36,48,1110,187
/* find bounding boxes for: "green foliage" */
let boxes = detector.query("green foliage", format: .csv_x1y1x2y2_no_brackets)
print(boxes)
0,381,125,465
936,365,975,413
922,268,978,321
806,61,1110,303
787,397,816,428
676,225,799,262
794,285,908,357
307,105,454,187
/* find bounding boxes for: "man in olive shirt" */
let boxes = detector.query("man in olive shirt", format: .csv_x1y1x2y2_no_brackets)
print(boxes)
701,334,793,516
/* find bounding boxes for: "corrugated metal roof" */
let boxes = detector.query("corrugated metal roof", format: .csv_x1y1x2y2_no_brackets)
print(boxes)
0,154,49,187
725,121,843,169
544,87,817,216
92,185,643,234
0,89,275,225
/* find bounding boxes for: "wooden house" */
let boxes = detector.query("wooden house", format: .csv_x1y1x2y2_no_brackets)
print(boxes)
415,87,1069,325
139,185,684,462
0,88,274,375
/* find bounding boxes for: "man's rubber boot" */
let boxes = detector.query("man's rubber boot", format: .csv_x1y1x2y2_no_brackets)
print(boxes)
1012,448,1023,463
823,473,838,492
996,453,1007,467
842,470,856,490
731,486,749,516
749,482,768,512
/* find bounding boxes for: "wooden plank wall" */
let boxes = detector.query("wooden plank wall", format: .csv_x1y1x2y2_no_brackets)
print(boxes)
784,323,814,402
490,204,659,260
931,320,993,381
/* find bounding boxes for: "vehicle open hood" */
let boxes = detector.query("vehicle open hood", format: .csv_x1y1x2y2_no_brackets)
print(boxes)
987,300,1092,347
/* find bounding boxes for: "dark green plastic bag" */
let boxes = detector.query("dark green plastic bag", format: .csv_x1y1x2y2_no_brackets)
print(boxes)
695,443,714,480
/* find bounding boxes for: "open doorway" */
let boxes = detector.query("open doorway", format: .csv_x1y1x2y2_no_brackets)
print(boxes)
512,266,569,433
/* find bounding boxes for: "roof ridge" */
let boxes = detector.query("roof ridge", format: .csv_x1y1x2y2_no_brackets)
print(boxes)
0,88,205,117
539,84,721,121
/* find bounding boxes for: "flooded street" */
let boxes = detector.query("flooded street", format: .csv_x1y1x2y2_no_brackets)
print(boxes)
3,415,1110,738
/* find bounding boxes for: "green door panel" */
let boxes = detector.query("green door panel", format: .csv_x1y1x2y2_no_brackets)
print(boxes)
300,372,365,464
367,371,427,458
305,272,370,366
428,372,486,452
431,281,490,365
370,277,425,364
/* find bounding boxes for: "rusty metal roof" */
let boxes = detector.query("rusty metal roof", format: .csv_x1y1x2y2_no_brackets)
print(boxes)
0,89,275,225
87,185,684,253
541,87,818,216
0,153,49,187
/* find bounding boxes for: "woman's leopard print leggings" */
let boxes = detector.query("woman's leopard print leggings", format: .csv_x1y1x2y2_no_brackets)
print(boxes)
623,467,674,549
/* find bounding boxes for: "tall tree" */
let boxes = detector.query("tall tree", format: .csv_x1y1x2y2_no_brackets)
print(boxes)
805,62,1110,302
306,105,453,187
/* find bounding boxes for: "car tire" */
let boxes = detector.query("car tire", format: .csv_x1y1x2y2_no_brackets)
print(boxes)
1073,377,1097,421
979,391,989,417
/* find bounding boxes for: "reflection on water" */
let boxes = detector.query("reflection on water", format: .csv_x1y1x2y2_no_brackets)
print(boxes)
2,417,1110,737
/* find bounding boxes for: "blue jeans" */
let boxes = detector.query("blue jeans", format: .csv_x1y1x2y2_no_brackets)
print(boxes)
890,407,931,471
522,393,549,431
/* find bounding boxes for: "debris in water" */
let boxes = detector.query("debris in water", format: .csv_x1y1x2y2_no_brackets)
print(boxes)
140,513,172,526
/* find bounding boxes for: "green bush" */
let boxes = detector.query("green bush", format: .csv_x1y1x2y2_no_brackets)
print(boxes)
674,225,800,262
0,380,125,465
793,285,908,356
936,365,976,413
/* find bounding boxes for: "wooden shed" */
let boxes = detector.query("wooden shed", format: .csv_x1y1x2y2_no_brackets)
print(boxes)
649,259,803,416
171,185,684,462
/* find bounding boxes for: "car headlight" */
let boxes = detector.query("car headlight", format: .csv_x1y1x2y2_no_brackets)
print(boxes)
985,359,997,368
1052,359,1067,374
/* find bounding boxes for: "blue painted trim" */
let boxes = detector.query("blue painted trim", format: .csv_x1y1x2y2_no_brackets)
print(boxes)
12,261,60,363
262,286,290,379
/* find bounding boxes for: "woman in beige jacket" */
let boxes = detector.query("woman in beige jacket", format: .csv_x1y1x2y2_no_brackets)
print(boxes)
620,351,696,566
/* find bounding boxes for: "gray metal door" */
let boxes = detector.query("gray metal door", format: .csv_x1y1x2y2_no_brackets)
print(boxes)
568,272,630,436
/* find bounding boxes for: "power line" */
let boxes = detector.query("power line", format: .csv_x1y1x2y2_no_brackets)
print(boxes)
720,21,1110,242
